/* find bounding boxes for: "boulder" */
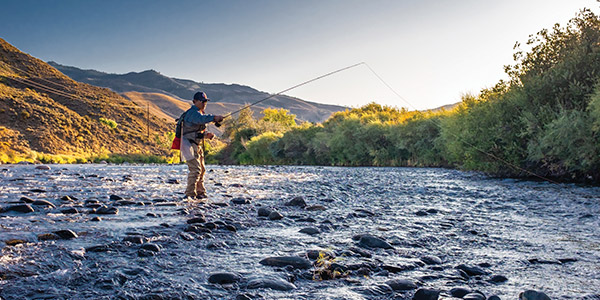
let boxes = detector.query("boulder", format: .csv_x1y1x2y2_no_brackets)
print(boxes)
259,256,312,269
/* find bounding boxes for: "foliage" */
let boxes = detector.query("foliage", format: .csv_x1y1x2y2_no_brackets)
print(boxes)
99,117,118,129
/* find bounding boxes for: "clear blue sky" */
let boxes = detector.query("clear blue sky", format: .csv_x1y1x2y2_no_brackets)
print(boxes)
1,0,598,110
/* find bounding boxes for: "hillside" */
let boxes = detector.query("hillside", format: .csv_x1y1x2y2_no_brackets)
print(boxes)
0,38,172,162
48,62,348,123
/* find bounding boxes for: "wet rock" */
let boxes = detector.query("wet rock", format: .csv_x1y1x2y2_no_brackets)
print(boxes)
3,204,35,213
109,195,123,200
413,288,440,300
305,249,335,260
285,196,307,207
268,211,284,220
247,276,296,291
166,178,180,184
180,232,195,241
382,264,415,273
299,227,320,235
456,264,488,276
426,208,438,214
224,224,237,232
115,200,136,206
415,210,428,216
32,200,56,208
141,243,161,252
230,183,243,187
236,294,253,300
421,255,442,265
257,207,272,217
464,293,486,300
90,216,102,222
187,216,206,224
123,236,145,244
357,234,394,249
206,241,228,249
204,222,217,230
450,287,472,298
488,296,501,300
185,225,211,234
35,165,51,170
5,239,27,246
94,206,119,215
86,244,111,252
38,233,60,241
489,274,508,283
60,207,79,214
348,247,373,258
385,279,418,291
231,197,251,204
29,188,46,193
53,229,78,239
60,195,77,201
138,249,156,257
306,205,326,211
260,256,312,269
19,196,35,203
528,258,562,265
519,290,551,300
208,272,242,284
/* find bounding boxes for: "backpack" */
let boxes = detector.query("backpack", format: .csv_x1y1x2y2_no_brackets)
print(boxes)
171,111,187,150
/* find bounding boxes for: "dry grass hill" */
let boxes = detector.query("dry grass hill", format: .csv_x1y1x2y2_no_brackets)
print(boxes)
0,38,172,162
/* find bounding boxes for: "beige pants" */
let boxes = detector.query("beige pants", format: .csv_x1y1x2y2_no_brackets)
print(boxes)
185,144,206,197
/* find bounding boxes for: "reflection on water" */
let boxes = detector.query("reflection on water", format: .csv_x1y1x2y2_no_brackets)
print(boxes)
0,165,599,299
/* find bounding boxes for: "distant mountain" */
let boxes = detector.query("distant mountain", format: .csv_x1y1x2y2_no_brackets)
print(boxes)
48,62,348,123
0,38,171,159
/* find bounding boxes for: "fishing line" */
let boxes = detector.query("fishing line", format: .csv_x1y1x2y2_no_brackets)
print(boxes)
215,62,365,126
363,63,559,184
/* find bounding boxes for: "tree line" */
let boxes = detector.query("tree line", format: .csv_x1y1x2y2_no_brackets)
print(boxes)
210,9,600,183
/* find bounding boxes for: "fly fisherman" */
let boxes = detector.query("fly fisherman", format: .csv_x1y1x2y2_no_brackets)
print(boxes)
180,92,224,200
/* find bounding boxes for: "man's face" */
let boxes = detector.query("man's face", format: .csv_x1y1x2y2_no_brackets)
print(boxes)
194,100,208,110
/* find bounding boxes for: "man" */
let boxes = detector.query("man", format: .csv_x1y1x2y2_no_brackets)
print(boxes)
180,91,224,199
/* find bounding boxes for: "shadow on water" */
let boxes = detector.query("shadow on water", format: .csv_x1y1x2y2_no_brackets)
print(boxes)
0,165,599,299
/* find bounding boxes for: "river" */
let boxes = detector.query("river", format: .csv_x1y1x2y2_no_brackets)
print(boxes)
0,165,598,299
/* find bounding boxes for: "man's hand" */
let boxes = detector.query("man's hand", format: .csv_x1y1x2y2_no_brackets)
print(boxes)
204,132,215,140
214,115,224,123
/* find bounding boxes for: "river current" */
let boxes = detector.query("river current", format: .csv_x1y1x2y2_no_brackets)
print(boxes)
0,164,598,299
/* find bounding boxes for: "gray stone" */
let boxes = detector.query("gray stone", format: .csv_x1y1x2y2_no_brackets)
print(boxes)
519,290,551,300
208,272,242,284
35,165,51,170
61,207,79,214
4,204,35,213
489,274,508,283
187,216,206,224
231,197,251,204
421,255,442,265
257,207,272,217
456,264,487,276
385,279,418,291
464,293,486,300
268,211,284,220
299,227,320,235
450,287,471,298
94,206,119,215
141,243,160,252
285,196,307,207
32,200,56,208
413,288,440,300
259,256,312,269
358,234,394,249
19,196,34,203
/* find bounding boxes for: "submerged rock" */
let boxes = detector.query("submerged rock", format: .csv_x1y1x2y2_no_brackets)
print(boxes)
357,234,394,249
3,204,35,213
247,276,296,291
32,200,56,208
259,256,312,269
231,197,251,204
299,227,320,235
53,229,78,239
94,206,119,215
421,255,442,265
463,293,486,300
268,211,284,220
257,207,272,217
456,264,488,276
450,287,472,298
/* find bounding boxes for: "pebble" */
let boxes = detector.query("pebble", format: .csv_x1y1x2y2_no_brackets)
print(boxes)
259,256,312,269
413,288,440,300
519,290,551,300
385,279,418,291
53,229,78,239
247,276,296,291
268,211,284,220
208,272,242,284
285,196,307,207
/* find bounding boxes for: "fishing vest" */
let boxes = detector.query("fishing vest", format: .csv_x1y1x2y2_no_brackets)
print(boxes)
175,110,206,144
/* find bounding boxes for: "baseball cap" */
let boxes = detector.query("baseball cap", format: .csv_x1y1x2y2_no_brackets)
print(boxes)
193,92,210,102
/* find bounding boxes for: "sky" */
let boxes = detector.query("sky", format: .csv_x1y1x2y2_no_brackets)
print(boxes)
1,0,598,110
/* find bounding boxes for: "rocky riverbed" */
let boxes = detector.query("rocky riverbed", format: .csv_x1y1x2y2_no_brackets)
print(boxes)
0,164,599,300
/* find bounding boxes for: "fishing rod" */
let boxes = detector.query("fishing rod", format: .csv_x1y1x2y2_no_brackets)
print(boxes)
213,62,365,127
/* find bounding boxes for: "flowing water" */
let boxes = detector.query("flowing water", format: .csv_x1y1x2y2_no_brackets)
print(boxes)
0,165,598,300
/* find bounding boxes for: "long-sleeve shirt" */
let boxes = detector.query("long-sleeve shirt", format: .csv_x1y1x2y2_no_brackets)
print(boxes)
183,105,215,124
